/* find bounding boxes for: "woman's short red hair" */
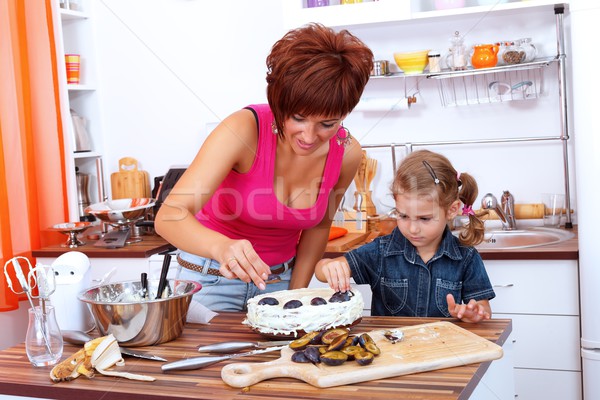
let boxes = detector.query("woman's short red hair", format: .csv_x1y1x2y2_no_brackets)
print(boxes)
266,23,373,134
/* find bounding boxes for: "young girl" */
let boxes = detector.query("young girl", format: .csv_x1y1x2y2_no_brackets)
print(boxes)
315,150,495,323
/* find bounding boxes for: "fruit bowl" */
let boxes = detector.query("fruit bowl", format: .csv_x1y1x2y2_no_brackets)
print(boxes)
393,50,430,75
84,198,155,224
49,221,93,247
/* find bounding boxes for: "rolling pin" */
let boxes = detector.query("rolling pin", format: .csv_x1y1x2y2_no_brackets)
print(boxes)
476,203,573,220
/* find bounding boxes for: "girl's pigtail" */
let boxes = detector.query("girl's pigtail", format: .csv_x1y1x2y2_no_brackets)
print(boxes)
457,172,485,246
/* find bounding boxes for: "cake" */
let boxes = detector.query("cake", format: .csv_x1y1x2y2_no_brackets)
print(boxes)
243,288,364,337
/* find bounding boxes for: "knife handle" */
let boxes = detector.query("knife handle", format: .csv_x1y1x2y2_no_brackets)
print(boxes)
198,341,254,353
162,355,231,371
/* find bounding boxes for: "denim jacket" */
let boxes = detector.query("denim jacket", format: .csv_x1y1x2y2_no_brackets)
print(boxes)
345,227,495,317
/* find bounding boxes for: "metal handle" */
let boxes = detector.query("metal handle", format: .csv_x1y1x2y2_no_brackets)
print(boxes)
198,341,255,353
162,345,286,372
198,340,291,353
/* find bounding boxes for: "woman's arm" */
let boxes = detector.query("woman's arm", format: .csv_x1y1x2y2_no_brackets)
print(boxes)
155,109,272,288
288,139,363,289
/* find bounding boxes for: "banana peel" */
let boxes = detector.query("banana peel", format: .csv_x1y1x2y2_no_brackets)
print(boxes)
50,334,155,383
49,348,87,382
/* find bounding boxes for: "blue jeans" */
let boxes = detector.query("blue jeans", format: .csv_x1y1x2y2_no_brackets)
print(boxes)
176,251,293,312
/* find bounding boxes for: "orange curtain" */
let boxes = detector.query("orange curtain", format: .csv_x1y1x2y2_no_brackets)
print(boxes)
0,0,69,311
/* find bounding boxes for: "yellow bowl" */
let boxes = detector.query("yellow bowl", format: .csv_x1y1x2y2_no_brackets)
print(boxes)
393,50,430,75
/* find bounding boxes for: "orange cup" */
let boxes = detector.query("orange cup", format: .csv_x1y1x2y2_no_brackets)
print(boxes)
65,54,80,84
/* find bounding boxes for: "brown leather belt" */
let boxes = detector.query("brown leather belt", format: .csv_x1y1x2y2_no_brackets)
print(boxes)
177,254,294,278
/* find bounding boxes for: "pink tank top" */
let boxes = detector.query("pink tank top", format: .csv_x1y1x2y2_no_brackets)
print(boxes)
195,104,346,265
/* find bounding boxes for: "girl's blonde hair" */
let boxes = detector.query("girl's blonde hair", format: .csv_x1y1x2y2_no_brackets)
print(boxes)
391,150,485,246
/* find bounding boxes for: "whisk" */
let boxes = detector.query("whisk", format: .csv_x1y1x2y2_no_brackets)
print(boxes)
4,257,56,354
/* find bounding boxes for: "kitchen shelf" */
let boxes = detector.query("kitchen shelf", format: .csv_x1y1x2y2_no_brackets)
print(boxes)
59,8,88,20
428,57,556,107
73,151,101,160
67,84,96,91
52,0,107,221
368,56,556,80
426,56,557,79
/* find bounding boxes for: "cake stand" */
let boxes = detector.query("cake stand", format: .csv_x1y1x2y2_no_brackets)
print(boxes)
49,222,93,248
84,198,155,245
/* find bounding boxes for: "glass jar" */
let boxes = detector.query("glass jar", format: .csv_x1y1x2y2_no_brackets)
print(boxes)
517,37,537,62
500,41,525,65
428,52,441,73
307,0,329,7
445,31,467,71
26,305,63,367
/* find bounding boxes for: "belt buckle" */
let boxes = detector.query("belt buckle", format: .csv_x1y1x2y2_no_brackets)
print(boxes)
265,274,281,284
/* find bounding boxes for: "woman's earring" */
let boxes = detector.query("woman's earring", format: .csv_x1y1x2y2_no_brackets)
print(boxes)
271,121,278,135
336,125,353,147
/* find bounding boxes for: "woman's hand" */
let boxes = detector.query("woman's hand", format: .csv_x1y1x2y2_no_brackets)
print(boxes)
315,257,351,293
218,239,271,291
446,294,491,323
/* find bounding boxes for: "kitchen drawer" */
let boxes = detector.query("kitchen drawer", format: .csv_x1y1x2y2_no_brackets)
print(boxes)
514,368,582,400
485,260,579,315
497,313,581,371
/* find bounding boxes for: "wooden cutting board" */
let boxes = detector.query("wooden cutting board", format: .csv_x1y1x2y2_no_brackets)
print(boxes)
221,321,503,388
325,232,369,252
110,157,150,199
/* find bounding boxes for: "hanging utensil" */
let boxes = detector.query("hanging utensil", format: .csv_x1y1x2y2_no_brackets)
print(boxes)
333,195,346,227
162,345,287,372
356,193,363,230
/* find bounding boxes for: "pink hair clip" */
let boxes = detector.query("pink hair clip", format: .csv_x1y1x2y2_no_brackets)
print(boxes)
462,205,475,216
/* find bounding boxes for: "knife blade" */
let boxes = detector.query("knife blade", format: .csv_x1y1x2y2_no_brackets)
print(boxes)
119,347,167,362
62,330,167,362
163,345,287,372
197,340,292,353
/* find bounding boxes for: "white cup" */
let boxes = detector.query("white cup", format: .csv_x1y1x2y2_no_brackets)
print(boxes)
542,193,565,227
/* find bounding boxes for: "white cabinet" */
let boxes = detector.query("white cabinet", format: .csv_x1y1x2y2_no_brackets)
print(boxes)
51,0,107,222
282,0,568,29
485,259,581,400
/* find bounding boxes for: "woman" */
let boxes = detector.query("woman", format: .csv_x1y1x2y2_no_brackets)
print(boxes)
155,23,373,311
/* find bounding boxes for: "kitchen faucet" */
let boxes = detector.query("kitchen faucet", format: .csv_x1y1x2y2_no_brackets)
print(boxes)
481,191,517,230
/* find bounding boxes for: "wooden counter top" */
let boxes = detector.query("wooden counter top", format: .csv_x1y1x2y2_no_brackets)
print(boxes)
0,313,511,400
32,234,173,259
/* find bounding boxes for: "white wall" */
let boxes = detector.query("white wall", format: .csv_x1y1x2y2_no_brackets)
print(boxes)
0,307,28,350
92,1,576,220
94,0,286,188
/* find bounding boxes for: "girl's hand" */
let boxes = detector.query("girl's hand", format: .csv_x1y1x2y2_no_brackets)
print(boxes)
446,294,491,323
218,239,271,290
316,258,351,293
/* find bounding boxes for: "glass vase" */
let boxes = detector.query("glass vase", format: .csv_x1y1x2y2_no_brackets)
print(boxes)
26,305,63,367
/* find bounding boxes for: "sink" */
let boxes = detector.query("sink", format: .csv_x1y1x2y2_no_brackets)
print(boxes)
454,227,575,250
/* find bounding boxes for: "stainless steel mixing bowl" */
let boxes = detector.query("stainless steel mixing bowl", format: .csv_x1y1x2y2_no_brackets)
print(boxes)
78,279,201,347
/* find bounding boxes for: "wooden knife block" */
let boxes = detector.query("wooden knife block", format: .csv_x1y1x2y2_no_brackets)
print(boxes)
354,191,377,217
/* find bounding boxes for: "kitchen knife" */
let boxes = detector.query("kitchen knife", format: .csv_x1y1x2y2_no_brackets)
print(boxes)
162,345,287,372
62,330,167,362
198,340,292,353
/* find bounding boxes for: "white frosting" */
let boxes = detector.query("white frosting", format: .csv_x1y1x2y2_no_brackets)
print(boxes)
243,288,364,336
